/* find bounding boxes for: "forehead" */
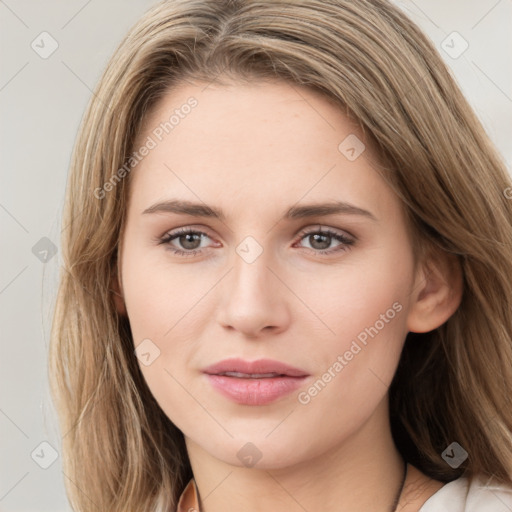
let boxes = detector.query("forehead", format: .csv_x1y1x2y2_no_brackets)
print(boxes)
127,79,397,223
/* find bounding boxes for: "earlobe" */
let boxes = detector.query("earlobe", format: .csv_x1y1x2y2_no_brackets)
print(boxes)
406,251,463,333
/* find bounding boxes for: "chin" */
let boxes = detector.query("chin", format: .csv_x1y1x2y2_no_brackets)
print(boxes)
190,430,313,470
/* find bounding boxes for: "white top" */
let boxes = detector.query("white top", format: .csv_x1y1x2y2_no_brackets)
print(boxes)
419,474,512,511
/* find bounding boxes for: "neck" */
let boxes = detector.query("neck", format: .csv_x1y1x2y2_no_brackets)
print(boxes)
185,400,416,512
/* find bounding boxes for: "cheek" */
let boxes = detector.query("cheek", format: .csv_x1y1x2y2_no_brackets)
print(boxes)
120,242,210,432
121,240,211,343
306,245,412,348
287,279,410,459
120,240,215,412
301,244,413,404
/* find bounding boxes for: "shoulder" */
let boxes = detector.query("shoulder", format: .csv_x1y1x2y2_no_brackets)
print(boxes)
419,473,512,512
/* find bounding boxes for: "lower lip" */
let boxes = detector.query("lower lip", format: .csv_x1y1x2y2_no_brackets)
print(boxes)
205,374,308,405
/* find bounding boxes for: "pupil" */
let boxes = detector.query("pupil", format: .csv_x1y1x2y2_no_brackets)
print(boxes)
181,233,200,250
310,233,330,250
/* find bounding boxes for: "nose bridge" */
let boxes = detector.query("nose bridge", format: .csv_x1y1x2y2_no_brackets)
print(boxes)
215,235,290,335
233,243,271,297
231,235,277,305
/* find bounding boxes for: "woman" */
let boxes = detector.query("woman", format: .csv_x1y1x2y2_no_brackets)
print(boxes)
49,0,512,510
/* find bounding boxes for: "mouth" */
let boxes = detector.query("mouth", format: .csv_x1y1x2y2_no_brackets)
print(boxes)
202,358,309,405
214,371,291,378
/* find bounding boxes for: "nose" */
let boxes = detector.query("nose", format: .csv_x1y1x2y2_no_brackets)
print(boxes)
215,249,291,338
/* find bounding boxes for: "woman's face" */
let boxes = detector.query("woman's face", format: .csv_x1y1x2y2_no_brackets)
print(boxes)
118,79,420,469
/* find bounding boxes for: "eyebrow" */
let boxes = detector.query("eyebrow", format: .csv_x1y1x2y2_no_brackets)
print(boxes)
142,199,377,221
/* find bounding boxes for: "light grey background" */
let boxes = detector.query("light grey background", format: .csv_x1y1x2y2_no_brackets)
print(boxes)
1,1,511,510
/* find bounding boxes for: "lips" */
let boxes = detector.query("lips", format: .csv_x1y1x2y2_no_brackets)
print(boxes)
215,371,285,379
203,358,308,378
202,358,309,405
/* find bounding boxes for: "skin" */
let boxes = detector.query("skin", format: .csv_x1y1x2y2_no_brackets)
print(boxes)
114,78,462,511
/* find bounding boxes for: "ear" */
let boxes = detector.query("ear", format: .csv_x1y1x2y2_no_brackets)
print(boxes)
407,249,463,333
110,258,127,317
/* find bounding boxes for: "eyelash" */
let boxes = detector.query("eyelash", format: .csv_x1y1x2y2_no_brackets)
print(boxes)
157,226,355,257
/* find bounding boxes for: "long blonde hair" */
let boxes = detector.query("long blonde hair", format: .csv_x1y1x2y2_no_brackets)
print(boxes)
49,0,512,510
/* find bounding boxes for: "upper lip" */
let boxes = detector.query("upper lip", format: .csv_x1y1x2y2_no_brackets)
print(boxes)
202,358,309,377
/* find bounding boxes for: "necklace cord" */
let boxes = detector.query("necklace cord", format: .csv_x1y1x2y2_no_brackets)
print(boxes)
390,459,408,512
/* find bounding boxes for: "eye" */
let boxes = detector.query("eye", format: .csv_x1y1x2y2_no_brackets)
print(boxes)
158,227,218,257
294,227,354,255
